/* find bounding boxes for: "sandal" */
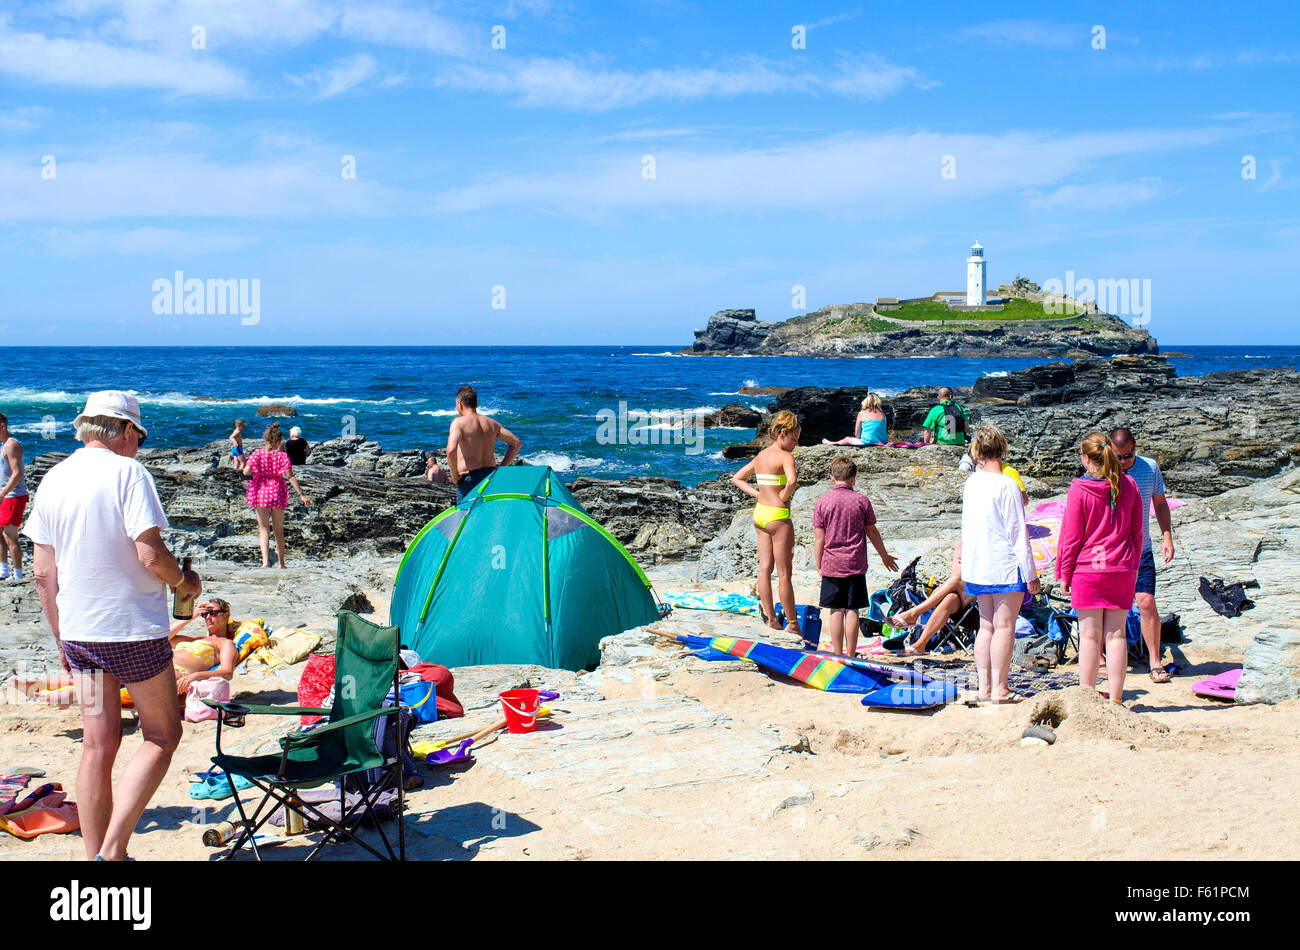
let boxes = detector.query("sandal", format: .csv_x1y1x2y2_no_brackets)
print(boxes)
1148,667,1171,684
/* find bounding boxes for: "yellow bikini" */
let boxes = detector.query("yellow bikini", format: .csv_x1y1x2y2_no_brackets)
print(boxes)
752,472,790,528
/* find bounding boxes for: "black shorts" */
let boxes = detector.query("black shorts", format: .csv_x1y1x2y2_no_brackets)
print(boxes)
819,574,868,610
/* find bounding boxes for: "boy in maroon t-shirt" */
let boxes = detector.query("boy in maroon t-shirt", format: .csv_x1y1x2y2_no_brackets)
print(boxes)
812,456,899,656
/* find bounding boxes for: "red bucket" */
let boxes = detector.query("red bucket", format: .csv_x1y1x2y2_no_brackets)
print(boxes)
499,689,541,734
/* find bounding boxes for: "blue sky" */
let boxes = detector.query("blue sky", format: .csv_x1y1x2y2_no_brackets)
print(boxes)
0,0,1296,346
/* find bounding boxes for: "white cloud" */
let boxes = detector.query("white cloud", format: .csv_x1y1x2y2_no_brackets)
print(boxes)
0,16,249,94
956,19,1083,50
430,127,1228,217
0,105,49,130
336,1,469,55
40,226,263,258
0,151,415,223
437,54,933,110
288,53,379,99
1023,179,1165,213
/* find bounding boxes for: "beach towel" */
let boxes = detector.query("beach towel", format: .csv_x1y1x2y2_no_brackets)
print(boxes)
661,591,764,618
297,653,336,725
1027,514,1063,569
875,441,927,449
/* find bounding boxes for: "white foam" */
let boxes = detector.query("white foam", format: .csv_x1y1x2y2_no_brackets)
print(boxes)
417,407,501,417
521,452,602,472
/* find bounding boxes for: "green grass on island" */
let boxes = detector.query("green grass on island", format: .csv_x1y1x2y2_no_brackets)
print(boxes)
883,297,1091,322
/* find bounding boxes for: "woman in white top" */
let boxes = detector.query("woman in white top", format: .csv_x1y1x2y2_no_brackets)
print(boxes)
960,425,1040,703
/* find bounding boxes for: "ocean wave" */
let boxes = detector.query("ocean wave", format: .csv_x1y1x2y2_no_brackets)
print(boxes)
521,452,602,472
982,370,1009,378
417,407,501,417
630,351,681,357
0,387,421,409
9,421,74,435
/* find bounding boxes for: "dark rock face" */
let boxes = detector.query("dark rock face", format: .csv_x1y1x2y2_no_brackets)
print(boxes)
255,403,297,417
725,356,1300,496
569,475,747,562
738,385,791,396
25,440,748,566
702,404,762,428
691,309,777,353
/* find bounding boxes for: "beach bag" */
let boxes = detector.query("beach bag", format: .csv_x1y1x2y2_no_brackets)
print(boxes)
184,678,230,722
403,662,465,719
391,680,440,725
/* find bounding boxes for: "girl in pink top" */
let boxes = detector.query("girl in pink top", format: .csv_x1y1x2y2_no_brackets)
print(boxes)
243,422,312,568
1055,432,1143,702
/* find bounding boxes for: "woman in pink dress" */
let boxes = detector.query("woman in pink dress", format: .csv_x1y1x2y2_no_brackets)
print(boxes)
1055,431,1143,703
243,423,312,568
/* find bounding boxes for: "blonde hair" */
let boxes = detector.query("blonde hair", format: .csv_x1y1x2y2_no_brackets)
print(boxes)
767,410,800,444
263,422,284,449
969,424,1007,463
1081,431,1123,509
860,394,882,412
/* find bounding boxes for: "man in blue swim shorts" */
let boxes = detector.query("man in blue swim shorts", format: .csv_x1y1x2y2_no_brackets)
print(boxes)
446,386,522,503
1110,427,1176,682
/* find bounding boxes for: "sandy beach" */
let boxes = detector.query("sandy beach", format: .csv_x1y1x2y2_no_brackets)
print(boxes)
3,537,1296,862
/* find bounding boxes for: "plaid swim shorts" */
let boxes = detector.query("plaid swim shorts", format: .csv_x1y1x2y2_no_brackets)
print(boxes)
61,637,173,685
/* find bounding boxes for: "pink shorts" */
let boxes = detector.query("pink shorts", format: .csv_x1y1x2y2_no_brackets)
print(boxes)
1070,571,1137,611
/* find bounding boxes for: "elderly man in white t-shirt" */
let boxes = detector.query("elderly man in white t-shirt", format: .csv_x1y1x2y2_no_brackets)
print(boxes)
23,391,202,861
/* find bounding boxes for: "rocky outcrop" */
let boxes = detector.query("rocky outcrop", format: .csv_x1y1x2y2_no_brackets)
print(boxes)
686,303,1158,357
24,441,747,566
702,405,762,428
570,475,747,562
691,310,778,353
255,403,297,417
727,356,1300,496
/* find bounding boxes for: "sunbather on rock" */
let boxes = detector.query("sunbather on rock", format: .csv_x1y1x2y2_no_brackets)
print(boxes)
887,541,974,655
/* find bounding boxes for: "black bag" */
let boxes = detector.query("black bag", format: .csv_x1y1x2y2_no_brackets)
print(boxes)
941,401,968,443
1198,577,1258,618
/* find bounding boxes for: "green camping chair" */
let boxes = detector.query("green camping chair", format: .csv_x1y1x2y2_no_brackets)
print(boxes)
202,611,407,861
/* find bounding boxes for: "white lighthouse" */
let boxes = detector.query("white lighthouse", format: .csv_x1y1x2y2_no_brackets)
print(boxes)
966,241,986,306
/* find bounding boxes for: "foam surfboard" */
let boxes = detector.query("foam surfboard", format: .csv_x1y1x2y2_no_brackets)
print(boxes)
860,680,959,709
1191,668,1241,701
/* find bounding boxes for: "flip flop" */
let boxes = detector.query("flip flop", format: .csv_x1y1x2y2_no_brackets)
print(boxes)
189,771,254,800
1148,667,1171,683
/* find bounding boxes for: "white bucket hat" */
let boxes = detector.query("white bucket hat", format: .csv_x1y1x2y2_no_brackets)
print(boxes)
74,390,148,438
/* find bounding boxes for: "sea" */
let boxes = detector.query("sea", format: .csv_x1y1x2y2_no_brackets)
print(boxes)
5,346,1298,486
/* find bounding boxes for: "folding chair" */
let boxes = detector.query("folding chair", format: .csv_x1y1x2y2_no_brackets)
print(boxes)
203,610,407,861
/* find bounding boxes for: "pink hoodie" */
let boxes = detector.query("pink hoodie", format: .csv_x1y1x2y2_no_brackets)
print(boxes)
1055,473,1143,588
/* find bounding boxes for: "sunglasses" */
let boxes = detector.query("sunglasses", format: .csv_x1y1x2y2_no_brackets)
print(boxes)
1115,451,1135,461
127,422,147,445
198,609,227,618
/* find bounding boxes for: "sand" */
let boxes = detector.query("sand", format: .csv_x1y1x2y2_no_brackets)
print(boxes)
1,557,1296,863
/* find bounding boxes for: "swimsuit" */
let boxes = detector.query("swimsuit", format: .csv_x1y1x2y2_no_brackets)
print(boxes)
752,472,790,528
173,639,220,678
456,466,496,503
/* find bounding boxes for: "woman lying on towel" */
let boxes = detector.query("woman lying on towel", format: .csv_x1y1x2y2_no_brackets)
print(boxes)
12,598,249,706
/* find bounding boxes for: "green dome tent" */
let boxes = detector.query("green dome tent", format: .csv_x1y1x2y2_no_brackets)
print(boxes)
389,466,660,671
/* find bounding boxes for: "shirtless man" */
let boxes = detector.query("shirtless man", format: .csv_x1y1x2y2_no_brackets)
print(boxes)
228,419,246,469
446,386,521,502
0,414,28,581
